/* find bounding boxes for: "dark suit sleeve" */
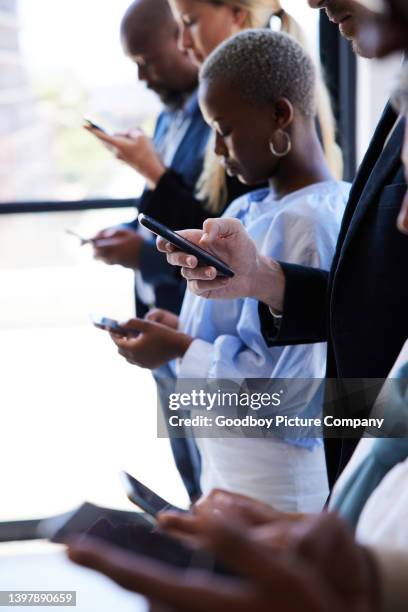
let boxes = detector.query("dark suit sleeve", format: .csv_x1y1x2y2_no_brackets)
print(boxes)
259,263,329,346
139,169,255,231
138,239,180,287
139,169,211,231
120,195,142,232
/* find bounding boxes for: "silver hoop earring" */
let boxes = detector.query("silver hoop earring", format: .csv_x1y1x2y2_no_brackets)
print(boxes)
269,130,292,158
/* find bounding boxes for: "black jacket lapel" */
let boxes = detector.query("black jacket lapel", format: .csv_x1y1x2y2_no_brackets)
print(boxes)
336,116,404,261
335,104,398,245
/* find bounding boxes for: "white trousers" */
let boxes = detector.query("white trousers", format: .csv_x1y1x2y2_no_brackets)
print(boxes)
197,436,329,513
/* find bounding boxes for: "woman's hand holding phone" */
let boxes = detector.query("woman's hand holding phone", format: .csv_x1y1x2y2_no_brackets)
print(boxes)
110,315,192,370
83,124,166,189
156,218,286,311
145,308,180,330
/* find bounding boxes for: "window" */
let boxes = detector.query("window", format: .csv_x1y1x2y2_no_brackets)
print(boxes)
0,0,161,204
0,1,188,524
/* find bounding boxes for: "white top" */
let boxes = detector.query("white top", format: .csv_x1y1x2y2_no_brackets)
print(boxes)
174,181,350,508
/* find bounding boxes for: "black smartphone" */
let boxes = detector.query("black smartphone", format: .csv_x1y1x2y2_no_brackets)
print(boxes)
138,213,234,278
83,118,107,134
121,471,186,517
91,315,140,338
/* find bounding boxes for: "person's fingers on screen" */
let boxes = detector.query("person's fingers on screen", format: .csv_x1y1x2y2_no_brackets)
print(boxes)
84,127,123,148
248,522,298,552
181,266,218,281
155,229,204,264
91,231,129,259
167,252,199,269
92,242,123,265
145,309,179,330
92,242,116,256
68,537,261,612
193,489,287,527
145,309,169,323
108,319,146,342
158,512,201,534
156,512,204,547
119,318,153,332
175,229,205,245
109,333,134,349
156,237,177,254
90,227,117,241
91,235,128,249
200,217,242,247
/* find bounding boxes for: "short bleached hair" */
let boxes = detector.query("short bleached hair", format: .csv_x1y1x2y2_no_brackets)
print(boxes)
200,29,316,118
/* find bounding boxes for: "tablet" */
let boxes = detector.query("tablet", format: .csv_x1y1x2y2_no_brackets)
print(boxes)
138,213,234,278
37,502,223,572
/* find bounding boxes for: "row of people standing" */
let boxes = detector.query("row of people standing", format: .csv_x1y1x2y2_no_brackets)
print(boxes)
68,2,408,610
85,0,346,506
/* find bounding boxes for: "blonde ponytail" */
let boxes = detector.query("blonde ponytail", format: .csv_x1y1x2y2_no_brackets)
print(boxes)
197,0,343,213
279,7,343,181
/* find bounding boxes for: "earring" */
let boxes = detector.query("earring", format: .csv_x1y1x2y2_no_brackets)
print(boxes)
269,130,292,158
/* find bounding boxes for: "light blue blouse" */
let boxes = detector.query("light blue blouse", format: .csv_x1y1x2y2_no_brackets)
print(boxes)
172,181,351,448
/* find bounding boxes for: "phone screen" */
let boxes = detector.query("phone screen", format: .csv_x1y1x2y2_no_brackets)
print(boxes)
83,118,107,134
91,315,140,338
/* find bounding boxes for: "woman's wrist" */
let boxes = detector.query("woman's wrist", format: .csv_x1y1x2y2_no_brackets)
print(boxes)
175,333,193,358
251,255,286,313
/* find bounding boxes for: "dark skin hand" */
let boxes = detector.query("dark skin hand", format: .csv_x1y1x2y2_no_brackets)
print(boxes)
84,126,166,190
110,313,192,370
157,488,306,549
145,308,180,330
67,513,379,612
91,227,144,269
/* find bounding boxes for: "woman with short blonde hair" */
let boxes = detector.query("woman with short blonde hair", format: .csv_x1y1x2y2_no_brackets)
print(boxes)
143,0,342,231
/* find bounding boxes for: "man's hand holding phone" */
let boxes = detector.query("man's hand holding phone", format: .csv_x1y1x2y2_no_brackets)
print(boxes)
156,218,286,311
109,314,193,370
83,123,166,189
90,226,143,269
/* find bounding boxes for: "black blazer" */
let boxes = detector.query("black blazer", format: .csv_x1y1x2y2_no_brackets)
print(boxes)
259,104,408,485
